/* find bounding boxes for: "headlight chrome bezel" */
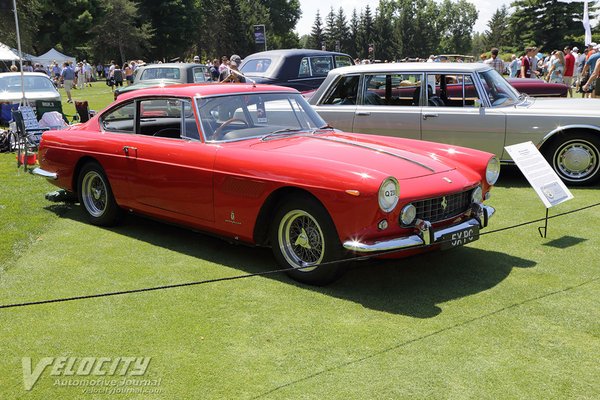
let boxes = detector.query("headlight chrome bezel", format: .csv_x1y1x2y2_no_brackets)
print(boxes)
378,177,399,213
486,156,501,185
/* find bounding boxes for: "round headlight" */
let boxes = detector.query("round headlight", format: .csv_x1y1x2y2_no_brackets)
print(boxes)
378,177,399,213
471,186,483,204
486,156,501,185
400,204,417,225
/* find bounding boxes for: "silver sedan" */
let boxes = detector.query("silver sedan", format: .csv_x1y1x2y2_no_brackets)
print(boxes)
309,63,600,185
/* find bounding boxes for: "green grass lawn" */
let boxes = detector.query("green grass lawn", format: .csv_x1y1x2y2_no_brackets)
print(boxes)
0,154,598,399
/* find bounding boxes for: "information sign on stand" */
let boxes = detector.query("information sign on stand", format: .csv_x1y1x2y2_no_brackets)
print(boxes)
504,141,574,237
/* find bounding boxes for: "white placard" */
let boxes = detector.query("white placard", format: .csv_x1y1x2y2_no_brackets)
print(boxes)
505,141,574,208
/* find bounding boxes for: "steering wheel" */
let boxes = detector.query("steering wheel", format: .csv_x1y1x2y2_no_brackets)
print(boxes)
212,118,248,140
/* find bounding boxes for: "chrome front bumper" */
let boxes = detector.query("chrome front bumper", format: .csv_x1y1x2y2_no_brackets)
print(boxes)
32,167,58,180
343,204,495,253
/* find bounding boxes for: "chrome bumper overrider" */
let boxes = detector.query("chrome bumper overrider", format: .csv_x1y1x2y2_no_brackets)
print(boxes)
343,204,495,253
32,167,58,180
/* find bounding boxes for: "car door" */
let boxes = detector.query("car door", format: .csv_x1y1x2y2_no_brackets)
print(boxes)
121,97,216,223
310,74,359,132
351,72,422,140
420,72,506,156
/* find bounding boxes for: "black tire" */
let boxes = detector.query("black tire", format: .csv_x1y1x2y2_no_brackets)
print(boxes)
77,162,121,226
270,195,344,285
545,132,600,186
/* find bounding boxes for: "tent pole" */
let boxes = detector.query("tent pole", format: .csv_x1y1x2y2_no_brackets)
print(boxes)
12,0,26,105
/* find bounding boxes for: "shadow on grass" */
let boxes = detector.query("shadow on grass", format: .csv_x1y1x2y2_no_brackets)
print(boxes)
543,235,587,249
495,164,530,188
46,204,536,318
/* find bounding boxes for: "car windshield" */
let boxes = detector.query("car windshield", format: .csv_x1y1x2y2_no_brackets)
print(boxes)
0,75,56,93
196,92,327,142
477,69,520,107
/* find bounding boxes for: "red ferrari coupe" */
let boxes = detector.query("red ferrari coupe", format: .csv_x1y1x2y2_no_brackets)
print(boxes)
34,84,499,285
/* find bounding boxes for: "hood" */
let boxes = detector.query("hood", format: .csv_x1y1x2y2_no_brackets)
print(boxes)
521,97,600,114
248,133,455,181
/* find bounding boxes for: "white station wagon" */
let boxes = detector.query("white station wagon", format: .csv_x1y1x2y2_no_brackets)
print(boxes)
309,63,600,185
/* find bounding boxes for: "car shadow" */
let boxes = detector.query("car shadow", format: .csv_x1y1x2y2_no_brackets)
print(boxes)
495,164,530,188
45,204,536,318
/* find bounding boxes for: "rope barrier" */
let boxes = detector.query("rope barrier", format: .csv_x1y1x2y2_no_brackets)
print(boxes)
1,201,599,311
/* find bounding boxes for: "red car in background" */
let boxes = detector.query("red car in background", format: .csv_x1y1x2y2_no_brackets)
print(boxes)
34,84,499,285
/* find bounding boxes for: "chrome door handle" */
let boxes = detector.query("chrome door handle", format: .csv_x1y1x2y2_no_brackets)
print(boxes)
423,113,439,120
123,146,137,156
355,111,371,116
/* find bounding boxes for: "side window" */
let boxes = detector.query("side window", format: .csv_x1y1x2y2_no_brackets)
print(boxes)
310,56,334,76
444,74,481,107
193,67,211,83
362,74,423,106
101,102,135,133
298,58,310,77
138,98,185,139
335,56,353,68
322,75,360,105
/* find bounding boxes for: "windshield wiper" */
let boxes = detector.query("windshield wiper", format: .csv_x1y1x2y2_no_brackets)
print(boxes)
260,128,306,141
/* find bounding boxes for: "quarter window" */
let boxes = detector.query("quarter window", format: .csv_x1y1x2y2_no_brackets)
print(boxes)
101,102,135,133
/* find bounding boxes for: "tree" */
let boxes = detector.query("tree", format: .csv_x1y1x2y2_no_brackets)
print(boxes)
323,7,336,51
373,0,397,61
89,0,153,64
485,5,511,50
358,5,374,59
438,0,478,54
307,10,325,50
0,0,43,54
509,0,592,52
348,8,360,58
138,0,201,61
334,7,350,53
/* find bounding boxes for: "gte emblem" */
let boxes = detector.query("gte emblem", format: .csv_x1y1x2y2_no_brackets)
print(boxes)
440,196,448,210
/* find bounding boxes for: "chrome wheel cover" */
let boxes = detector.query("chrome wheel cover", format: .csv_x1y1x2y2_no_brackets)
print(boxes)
554,139,599,182
81,171,108,217
278,210,325,272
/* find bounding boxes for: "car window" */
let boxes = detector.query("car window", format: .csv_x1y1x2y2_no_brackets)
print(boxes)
138,98,197,139
441,74,482,107
310,56,334,76
240,58,273,74
335,56,353,68
361,73,423,106
298,57,310,77
193,67,211,83
322,75,360,105
477,69,519,107
197,93,325,142
101,102,135,133
140,68,181,80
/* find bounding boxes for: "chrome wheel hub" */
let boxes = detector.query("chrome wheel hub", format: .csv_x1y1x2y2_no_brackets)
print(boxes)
556,140,598,181
278,210,324,272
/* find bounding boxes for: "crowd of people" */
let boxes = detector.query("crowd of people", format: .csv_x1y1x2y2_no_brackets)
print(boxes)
193,54,246,83
482,43,600,98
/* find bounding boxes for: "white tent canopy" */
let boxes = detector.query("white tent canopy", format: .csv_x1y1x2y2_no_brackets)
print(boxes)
32,48,76,67
0,42,21,61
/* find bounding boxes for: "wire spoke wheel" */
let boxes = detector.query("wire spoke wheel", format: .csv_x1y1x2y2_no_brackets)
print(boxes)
81,170,108,217
278,210,325,272
77,162,120,226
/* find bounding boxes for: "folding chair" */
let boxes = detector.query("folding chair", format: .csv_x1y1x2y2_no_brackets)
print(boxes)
35,99,74,124
74,100,92,123
12,106,49,171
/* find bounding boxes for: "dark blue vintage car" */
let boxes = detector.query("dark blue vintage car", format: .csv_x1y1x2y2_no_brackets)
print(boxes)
239,49,354,92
